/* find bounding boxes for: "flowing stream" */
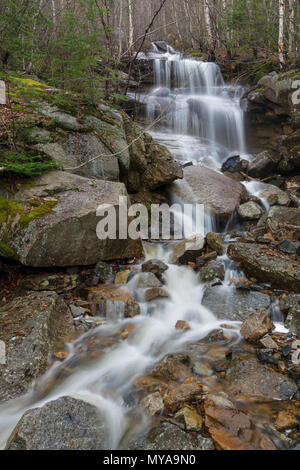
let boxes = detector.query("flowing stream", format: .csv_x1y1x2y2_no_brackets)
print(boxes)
0,46,285,449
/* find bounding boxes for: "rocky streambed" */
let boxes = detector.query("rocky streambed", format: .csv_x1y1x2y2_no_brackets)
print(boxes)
0,46,299,451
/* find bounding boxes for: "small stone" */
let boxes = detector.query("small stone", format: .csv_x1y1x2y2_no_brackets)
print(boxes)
275,411,298,432
115,270,131,285
0,340,6,365
169,234,206,265
240,310,274,343
206,233,226,256
260,336,278,349
195,252,217,267
175,405,203,431
94,261,114,284
141,392,164,417
142,259,168,280
175,320,191,331
144,287,169,302
193,361,213,377
70,305,87,318
198,260,225,283
135,272,162,288
238,201,264,220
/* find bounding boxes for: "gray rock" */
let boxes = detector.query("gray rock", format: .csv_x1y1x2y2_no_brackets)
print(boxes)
198,260,225,283
171,166,244,222
228,242,300,293
94,261,114,284
279,240,299,255
226,352,297,401
1,171,143,267
21,272,80,293
141,392,164,417
238,201,264,220
258,206,300,229
169,234,205,265
202,285,271,321
38,104,83,131
256,182,290,207
248,151,280,178
142,259,168,280
125,422,214,450
6,397,107,450
0,292,74,401
135,272,162,288
0,341,5,365
280,294,300,337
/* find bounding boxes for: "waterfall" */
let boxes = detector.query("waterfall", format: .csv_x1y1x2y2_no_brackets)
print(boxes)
139,45,246,169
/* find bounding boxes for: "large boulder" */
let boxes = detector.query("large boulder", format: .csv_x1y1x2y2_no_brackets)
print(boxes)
123,117,183,191
0,292,74,401
258,206,300,231
0,171,143,267
6,397,107,450
240,310,274,343
170,166,245,223
248,151,281,178
227,242,300,293
279,294,300,337
202,286,271,321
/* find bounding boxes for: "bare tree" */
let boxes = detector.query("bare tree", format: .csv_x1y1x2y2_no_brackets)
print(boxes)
288,0,296,59
278,0,286,70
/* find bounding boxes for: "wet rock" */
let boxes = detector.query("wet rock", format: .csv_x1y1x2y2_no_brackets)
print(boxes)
175,405,203,431
193,362,214,377
88,285,140,318
248,151,280,178
125,422,214,450
258,206,300,230
1,171,143,267
135,272,162,289
170,166,245,223
260,336,278,349
238,201,264,220
152,87,170,97
202,285,271,321
163,382,203,414
275,411,298,432
240,310,274,343
21,272,80,293
144,287,169,302
195,251,217,267
279,240,299,255
198,260,225,283
227,242,300,293
206,232,226,255
141,392,164,417
152,354,192,381
204,397,276,450
115,270,131,285
6,396,106,450
282,294,300,337
221,155,248,174
226,352,297,400
142,259,168,280
169,234,205,264
0,292,74,401
256,183,290,207
175,320,191,331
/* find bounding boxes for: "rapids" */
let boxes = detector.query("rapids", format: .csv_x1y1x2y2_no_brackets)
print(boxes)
0,44,287,449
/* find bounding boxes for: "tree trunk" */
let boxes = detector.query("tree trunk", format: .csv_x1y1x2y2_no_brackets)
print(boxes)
279,0,286,71
204,0,213,55
288,0,296,59
128,0,134,53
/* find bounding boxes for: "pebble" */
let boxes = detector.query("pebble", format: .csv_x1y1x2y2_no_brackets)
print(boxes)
0,340,6,365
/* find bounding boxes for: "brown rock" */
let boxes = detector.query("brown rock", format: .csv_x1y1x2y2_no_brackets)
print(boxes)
88,285,140,318
175,320,191,331
175,405,203,431
144,287,169,302
141,392,164,417
240,310,274,343
164,382,203,414
275,411,298,431
151,354,192,381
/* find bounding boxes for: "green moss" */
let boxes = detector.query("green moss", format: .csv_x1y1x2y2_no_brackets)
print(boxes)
0,196,58,229
0,241,18,260
11,77,50,90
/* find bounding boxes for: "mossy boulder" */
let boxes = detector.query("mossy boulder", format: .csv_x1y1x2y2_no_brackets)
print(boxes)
0,171,143,267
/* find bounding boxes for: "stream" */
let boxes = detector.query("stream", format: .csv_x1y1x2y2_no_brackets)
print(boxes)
0,45,291,450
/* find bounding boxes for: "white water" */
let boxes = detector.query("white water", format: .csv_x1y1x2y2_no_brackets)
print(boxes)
0,45,280,449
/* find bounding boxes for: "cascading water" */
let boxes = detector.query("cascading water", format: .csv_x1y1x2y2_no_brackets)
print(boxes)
134,44,246,169
0,45,284,450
